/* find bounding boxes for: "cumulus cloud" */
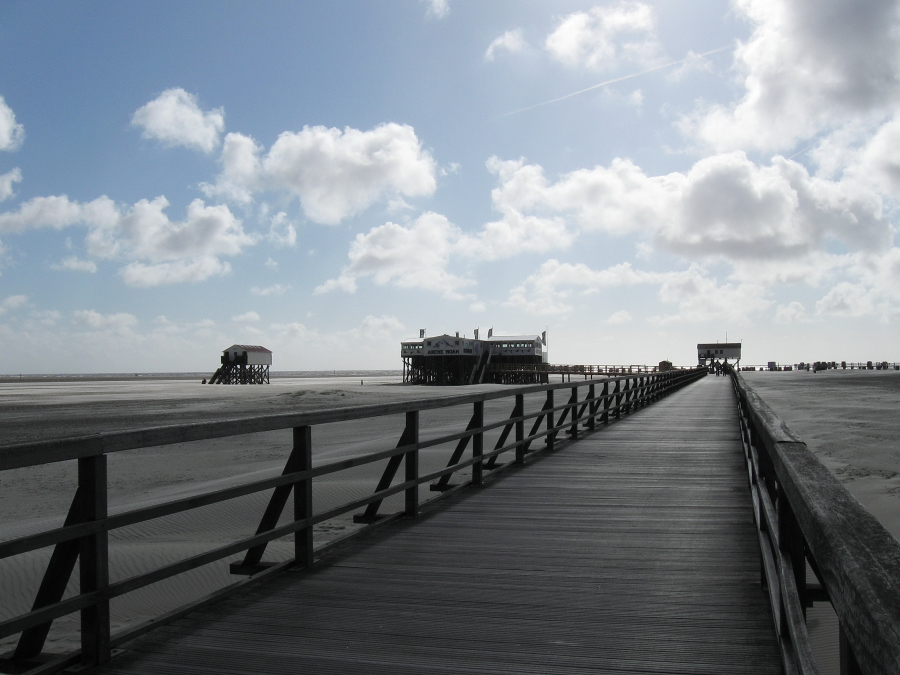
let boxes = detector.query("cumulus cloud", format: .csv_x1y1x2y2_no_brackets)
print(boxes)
607,310,632,324
52,256,97,273
423,0,449,19
200,133,262,203
232,311,260,323
485,29,527,61
651,264,771,324
119,257,231,287
455,157,577,260
505,258,771,321
814,247,900,321
683,0,900,152
483,152,891,262
251,283,289,296
132,88,225,153
0,97,24,151
775,301,808,323
316,211,472,299
0,294,27,317
507,259,664,315
72,309,138,332
0,194,251,285
203,124,437,224
545,2,662,70
0,168,22,201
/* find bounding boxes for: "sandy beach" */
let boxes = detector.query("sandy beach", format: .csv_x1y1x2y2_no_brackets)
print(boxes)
1,371,897,668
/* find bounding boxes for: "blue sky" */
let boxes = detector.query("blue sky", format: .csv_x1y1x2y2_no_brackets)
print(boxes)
1,0,898,373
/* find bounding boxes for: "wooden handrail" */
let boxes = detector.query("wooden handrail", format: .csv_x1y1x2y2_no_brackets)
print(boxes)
730,369,900,675
0,368,706,673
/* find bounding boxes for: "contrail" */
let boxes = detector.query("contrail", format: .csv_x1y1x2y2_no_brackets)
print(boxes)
500,46,732,118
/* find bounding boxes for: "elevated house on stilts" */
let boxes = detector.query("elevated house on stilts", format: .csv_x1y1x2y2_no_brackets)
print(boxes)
207,345,272,384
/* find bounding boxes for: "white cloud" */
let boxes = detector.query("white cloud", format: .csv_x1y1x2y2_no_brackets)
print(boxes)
545,2,662,71
469,301,486,313
205,124,437,225
775,301,808,323
683,0,900,152
507,259,663,315
0,193,252,285
52,256,97,273
132,88,224,153
347,314,405,338
232,311,260,323
607,310,632,324
119,257,232,287
89,196,252,266
263,211,297,247
666,49,716,82
263,124,436,224
264,257,278,270
485,29,527,61
423,0,449,19
455,157,577,260
316,211,472,299
199,132,262,203
814,247,900,321
0,294,27,317
0,195,117,234
0,97,24,151
72,309,138,332
627,89,643,108
506,259,773,323
483,152,891,262
251,283,289,296
0,168,22,201
652,264,771,324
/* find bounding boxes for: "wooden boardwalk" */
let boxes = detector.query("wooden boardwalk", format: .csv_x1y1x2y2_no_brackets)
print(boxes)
88,375,780,675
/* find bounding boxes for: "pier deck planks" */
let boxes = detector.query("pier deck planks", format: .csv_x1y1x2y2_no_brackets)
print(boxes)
88,375,780,674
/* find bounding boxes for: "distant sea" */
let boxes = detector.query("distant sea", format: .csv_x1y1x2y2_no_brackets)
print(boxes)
0,370,401,383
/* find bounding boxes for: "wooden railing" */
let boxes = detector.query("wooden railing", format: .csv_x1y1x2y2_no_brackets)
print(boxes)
0,367,706,674
730,369,900,675
486,363,686,376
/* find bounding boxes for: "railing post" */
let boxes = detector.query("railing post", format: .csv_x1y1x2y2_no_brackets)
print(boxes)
472,402,483,486
545,389,555,450
602,381,610,424
78,455,110,666
404,411,420,515
587,383,596,430
567,387,578,438
514,394,525,464
613,379,622,419
778,483,806,617
293,426,313,569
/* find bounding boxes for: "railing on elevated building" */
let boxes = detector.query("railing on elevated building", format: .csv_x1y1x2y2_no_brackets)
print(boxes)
0,368,704,675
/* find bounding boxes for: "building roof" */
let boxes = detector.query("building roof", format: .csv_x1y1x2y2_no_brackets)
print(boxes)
484,335,542,342
225,344,272,353
697,343,741,350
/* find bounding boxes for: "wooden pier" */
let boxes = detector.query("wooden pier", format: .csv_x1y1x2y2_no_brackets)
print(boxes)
86,377,777,674
3,369,900,674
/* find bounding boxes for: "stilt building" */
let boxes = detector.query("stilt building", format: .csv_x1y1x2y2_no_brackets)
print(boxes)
207,345,272,384
402,329,548,385
697,342,741,368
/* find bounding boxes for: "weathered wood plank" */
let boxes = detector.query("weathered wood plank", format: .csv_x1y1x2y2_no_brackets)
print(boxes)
84,376,779,675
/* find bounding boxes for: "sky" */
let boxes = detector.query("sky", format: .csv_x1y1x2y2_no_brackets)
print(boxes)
0,0,899,373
